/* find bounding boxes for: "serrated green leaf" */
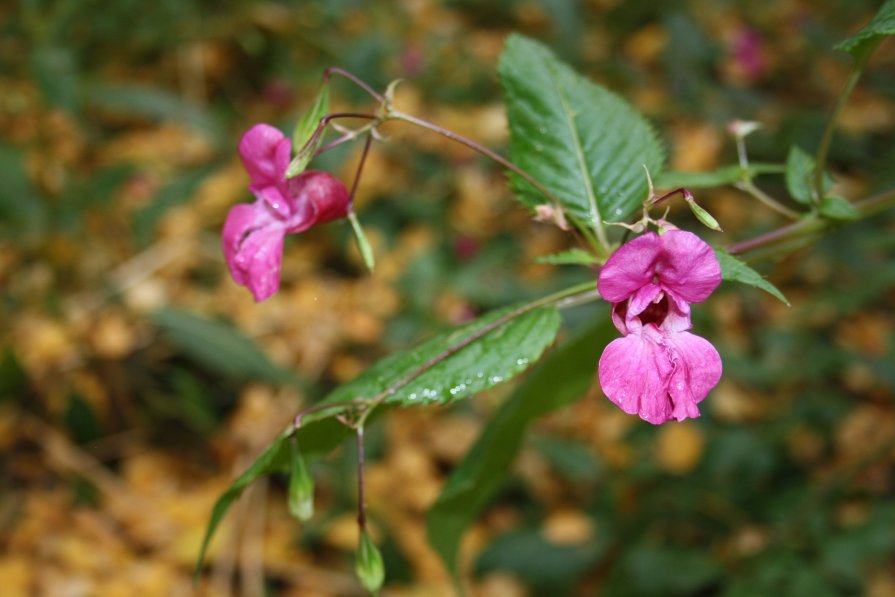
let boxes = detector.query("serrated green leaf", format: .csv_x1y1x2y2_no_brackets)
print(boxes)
534,248,599,265
152,308,299,385
819,195,859,220
655,163,784,189
194,429,291,581
714,248,790,305
318,304,561,409
835,0,895,61
427,314,614,576
499,34,664,230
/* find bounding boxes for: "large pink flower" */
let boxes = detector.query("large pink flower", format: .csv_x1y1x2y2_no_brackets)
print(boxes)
222,124,350,302
597,231,722,424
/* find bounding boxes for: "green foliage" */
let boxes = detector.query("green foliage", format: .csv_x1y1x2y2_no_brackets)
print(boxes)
786,145,833,204
835,0,895,60
714,248,790,305
534,248,600,265
427,314,614,576
194,429,292,580
655,163,784,189
288,82,331,177
819,196,859,220
499,34,665,232
312,304,562,411
152,308,299,385
356,530,386,595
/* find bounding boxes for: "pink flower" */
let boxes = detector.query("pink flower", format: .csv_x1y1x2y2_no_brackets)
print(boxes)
222,124,351,302
597,231,722,424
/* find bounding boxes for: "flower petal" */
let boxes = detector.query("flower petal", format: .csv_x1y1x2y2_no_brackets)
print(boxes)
238,124,291,188
598,329,674,425
597,232,662,303
655,230,721,304
284,171,351,231
665,331,722,421
221,202,286,301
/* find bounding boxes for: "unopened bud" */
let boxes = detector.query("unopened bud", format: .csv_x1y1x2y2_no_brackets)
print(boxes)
355,529,385,595
288,439,314,522
727,120,761,139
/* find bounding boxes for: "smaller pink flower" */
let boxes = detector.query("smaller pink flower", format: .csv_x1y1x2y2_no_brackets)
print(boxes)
222,124,351,302
597,231,722,424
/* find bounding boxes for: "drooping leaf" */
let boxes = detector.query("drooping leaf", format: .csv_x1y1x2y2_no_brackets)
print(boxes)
655,163,784,189
499,34,664,230
714,248,790,305
534,248,600,265
194,429,292,580
152,308,299,386
835,0,895,61
819,195,859,220
427,313,614,576
313,303,562,411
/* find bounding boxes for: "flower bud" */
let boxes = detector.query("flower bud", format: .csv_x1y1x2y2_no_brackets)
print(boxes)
288,439,314,522
355,529,385,595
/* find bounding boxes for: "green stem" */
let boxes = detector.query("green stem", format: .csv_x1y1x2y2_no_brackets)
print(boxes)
814,62,866,201
735,180,800,220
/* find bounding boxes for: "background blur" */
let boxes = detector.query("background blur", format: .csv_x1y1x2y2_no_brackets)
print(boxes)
1,0,894,595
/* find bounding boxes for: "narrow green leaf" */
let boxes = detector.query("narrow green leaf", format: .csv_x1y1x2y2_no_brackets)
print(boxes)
316,304,562,410
534,248,599,265
293,83,330,150
194,429,292,580
499,34,664,228
427,313,615,576
835,0,895,60
819,195,859,220
655,163,784,189
349,211,376,271
714,248,790,305
287,83,331,178
152,308,299,385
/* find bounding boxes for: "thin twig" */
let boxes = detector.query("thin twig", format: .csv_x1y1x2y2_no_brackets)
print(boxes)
324,66,385,102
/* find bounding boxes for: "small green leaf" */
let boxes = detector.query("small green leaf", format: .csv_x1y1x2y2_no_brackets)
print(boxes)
316,304,561,410
356,530,385,595
194,429,292,580
152,308,299,385
499,34,664,229
785,146,833,204
835,0,895,61
713,248,790,305
287,83,330,178
687,200,723,231
534,248,599,265
819,195,859,220
427,314,615,576
348,211,376,271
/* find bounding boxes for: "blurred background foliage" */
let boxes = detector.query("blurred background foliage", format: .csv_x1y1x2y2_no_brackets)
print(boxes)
1,0,894,595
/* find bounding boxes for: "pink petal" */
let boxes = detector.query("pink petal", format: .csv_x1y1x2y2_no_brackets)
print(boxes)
655,230,721,304
221,202,286,301
665,331,722,421
284,171,351,231
597,232,662,303
598,328,674,425
238,124,291,187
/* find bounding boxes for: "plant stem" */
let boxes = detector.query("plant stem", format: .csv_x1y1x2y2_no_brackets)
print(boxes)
356,425,367,529
814,64,864,201
293,399,368,428
324,66,385,102
385,109,602,252
735,180,800,220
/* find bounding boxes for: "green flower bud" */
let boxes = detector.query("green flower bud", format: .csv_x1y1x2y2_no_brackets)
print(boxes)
288,438,314,522
355,529,385,595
